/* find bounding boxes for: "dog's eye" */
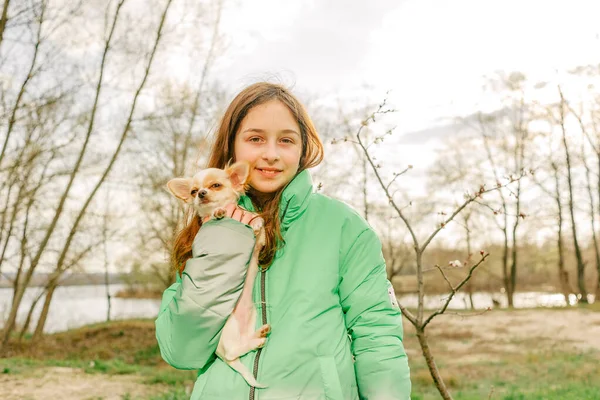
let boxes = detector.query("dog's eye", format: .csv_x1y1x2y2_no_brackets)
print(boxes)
211,183,221,189
190,189,198,196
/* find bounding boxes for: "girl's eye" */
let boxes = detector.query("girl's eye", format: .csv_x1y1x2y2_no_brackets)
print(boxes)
190,189,198,196
281,138,294,144
249,137,262,143
211,183,221,189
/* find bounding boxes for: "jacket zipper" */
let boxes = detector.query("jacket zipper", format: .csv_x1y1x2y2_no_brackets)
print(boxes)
249,200,291,400
249,267,267,400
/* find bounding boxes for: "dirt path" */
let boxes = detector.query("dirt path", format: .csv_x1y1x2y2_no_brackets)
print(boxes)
0,366,182,400
403,308,600,362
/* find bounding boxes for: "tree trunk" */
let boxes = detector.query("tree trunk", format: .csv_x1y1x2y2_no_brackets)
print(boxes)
479,122,512,308
104,262,112,322
597,155,600,303
416,328,453,400
31,283,57,343
582,141,600,304
552,162,571,306
596,273,600,303
502,226,512,307
0,0,10,48
18,288,46,341
509,121,525,308
103,189,112,322
464,213,475,309
558,88,588,303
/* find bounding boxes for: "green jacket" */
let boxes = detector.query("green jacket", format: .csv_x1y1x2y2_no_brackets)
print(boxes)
155,170,411,400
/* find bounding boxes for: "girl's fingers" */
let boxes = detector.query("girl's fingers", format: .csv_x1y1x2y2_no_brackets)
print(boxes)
203,204,256,225
224,203,237,218
231,207,243,221
241,212,254,226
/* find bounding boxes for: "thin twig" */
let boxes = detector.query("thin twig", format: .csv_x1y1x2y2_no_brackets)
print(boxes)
435,264,454,291
386,165,412,192
422,253,490,329
443,307,492,319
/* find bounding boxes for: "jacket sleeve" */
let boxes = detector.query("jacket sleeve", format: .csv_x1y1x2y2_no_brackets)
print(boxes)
339,227,411,400
155,218,255,370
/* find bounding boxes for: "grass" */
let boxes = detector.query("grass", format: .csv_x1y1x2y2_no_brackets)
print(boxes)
2,314,600,399
1,319,196,398
403,328,600,400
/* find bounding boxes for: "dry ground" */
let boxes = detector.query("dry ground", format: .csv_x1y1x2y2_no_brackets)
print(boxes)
1,308,600,399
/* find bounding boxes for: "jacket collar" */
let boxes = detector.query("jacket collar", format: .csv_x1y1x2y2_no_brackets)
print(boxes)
238,169,314,230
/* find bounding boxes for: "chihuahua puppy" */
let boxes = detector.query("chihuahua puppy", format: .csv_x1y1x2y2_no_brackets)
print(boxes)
167,161,270,388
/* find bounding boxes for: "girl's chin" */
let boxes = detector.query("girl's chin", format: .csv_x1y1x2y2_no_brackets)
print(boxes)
251,181,283,194
250,177,286,194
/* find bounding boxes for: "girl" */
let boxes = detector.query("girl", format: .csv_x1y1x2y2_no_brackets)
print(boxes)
155,82,411,400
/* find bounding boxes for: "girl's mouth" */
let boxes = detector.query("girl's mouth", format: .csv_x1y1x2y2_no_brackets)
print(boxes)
256,168,282,178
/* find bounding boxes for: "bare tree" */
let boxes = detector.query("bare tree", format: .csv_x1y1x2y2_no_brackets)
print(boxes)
529,128,573,306
578,128,599,303
124,0,226,290
469,73,531,307
29,0,174,342
552,87,588,303
0,0,129,350
427,131,495,309
335,98,524,400
0,0,46,186
568,99,600,302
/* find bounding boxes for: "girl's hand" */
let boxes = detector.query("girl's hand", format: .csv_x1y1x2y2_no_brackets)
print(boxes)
202,203,259,226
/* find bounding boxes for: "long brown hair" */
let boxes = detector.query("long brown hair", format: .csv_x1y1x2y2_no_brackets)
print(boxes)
171,82,324,277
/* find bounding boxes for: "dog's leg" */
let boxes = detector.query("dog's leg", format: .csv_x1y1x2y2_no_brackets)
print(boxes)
225,359,267,388
222,323,270,360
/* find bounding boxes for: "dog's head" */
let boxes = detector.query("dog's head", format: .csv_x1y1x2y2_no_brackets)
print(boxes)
167,161,250,218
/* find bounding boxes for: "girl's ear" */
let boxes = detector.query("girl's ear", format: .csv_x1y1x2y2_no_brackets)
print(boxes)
226,161,250,191
167,178,193,202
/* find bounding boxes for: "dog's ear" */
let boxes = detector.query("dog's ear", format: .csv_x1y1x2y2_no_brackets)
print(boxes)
166,178,193,202
226,161,250,191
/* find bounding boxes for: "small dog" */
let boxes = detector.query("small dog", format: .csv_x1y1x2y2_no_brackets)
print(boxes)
167,161,270,388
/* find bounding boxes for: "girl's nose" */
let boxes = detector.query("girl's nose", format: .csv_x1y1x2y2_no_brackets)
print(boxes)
262,142,280,162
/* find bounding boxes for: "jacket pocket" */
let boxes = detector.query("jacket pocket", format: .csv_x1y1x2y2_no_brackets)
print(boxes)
319,356,344,400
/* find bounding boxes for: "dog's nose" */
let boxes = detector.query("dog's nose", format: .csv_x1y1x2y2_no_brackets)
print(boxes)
198,189,207,198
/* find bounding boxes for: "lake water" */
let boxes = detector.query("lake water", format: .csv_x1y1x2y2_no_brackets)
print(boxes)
0,284,161,334
0,284,594,334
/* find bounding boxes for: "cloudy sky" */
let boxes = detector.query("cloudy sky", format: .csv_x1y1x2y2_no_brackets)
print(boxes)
187,0,598,197
217,0,600,129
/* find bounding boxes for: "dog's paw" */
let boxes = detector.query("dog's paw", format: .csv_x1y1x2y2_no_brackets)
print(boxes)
213,207,227,219
250,216,264,232
256,324,271,338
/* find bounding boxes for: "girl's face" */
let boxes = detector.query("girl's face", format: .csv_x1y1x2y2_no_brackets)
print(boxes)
234,100,302,196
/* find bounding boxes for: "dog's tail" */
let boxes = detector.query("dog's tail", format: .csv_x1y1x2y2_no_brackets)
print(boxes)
227,358,267,388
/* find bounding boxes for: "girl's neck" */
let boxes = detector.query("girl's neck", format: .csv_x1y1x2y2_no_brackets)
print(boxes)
248,188,275,211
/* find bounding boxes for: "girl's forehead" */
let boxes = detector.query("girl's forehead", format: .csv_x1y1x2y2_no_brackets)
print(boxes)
240,101,297,125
